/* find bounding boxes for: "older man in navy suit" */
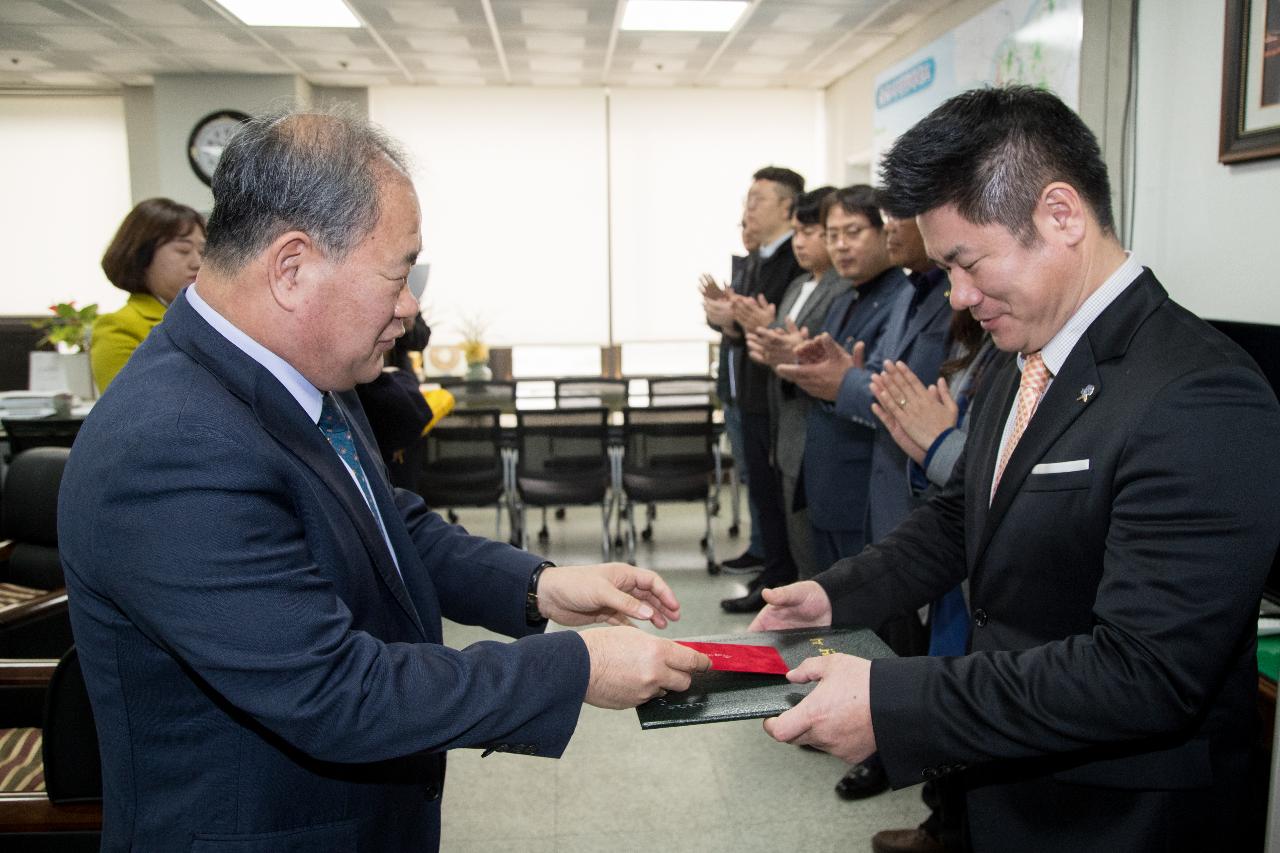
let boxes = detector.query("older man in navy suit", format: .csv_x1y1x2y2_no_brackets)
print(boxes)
753,86,1280,852
58,109,707,852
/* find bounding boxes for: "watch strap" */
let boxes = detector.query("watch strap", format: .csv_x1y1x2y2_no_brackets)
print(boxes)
525,561,555,625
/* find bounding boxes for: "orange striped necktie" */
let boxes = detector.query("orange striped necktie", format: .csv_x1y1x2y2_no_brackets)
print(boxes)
992,351,1052,494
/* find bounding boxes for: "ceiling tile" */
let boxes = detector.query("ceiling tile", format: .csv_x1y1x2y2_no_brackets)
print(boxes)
771,11,843,32
406,34,472,52
733,58,789,75
520,7,589,28
33,29,120,50
523,34,585,53
637,35,701,53
117,2,205,26
431,74,488,86
750,36,814,57
385,4,461,27
0,2,77,25
631,58,686,73
529,56,583,74
423,55,482,72
285,32,362,51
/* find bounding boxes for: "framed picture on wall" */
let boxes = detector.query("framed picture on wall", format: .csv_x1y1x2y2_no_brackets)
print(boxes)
1221,0,1280,163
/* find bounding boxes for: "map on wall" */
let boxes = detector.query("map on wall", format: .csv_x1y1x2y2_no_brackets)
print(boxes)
870,0,1082,179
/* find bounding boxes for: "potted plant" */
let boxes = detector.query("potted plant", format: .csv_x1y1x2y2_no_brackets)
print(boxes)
29,301,98,400
459,312,491,381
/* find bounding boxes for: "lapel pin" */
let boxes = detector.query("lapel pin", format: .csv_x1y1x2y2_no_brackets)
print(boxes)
1077,384,1096,404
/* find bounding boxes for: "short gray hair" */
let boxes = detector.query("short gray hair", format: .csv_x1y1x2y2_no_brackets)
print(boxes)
202,107,411,274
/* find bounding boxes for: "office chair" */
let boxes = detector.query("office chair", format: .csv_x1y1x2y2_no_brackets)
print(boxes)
414,409,508,538
619,404,720,573
0,448,73,659
513,407,612,559
0,646,102,851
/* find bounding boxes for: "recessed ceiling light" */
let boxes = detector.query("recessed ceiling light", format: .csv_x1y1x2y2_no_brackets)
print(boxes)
215,0,361,28
621,1,748,32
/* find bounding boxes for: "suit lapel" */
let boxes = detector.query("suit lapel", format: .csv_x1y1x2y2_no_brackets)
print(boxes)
890,285,950,362
971,270,1166,566
163,293,426,637
260,386,427,639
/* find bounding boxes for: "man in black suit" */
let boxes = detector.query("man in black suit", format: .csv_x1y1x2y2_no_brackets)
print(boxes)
719,166,805,613
751,86,1280,852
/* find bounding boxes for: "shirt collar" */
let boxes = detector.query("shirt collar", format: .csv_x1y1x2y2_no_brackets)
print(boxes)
758,230,793,259
185,284,325,423
1018,252,1144,376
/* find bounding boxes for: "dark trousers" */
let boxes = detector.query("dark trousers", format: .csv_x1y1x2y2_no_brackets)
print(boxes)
810,525,866,573
739,411,795,590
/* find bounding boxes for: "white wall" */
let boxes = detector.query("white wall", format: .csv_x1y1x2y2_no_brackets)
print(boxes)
371,86,823,349
0,95,132,316
371,87,612,347
1131,0,1280,323
608,88,824,344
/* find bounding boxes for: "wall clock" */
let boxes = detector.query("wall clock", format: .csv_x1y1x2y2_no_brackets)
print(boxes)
187,110,250,186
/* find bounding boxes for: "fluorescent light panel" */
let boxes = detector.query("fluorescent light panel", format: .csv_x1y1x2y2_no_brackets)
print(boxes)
622,1,747,32
216,0,361,28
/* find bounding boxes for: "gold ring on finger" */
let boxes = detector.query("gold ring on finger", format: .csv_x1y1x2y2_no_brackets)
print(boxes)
897,398,907,408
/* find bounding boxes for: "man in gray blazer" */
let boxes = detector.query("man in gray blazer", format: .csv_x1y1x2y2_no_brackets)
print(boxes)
745,185,851,580
754,86,1280,852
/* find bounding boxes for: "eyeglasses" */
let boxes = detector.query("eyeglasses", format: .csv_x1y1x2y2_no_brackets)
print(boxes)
824,224,872,245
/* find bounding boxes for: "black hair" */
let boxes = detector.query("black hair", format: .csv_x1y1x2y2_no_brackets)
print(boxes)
820,184,884,229
878,85,1114,243
752,165,805,216
794,185,835,226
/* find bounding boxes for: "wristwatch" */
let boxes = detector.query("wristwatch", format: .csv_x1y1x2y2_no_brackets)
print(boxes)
525,561,555,625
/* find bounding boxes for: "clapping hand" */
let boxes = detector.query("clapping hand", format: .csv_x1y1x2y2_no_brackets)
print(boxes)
776,334,864,402
869,361,959,466
731,293,776,332
746,319,809,367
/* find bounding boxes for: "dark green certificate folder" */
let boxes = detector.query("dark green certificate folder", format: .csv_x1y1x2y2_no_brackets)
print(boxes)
636,627,895,730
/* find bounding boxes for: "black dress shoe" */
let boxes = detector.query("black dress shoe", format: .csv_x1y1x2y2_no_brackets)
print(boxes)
721,550,765,574
835,762,889,800
871,828,948,853
719,587,766,614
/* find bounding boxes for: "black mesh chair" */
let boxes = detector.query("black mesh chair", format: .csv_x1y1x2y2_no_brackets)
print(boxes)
0,448,73,659
620,404,720,573
2,419,83,460
514,408,612,558
641,377,739,540
0,646,103,849
414,409,508,538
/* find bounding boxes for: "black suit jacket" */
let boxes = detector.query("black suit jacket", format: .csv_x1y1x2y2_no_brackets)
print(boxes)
736,237,804,414
815,270,1280,851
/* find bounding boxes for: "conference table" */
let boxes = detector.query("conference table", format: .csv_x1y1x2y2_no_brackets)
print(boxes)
423,381,728,557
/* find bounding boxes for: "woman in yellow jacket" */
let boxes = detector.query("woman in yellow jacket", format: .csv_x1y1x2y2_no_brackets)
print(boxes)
92,198,206,392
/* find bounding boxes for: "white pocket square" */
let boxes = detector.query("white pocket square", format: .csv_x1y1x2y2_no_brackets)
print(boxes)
1031,459,1090,475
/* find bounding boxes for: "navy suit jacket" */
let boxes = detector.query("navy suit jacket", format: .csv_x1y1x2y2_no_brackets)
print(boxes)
834,268,953,542
802,266,906,532
59,291,589,852
816,271,1280,851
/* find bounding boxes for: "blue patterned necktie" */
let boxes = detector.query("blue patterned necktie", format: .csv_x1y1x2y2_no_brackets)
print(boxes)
319,392,379,516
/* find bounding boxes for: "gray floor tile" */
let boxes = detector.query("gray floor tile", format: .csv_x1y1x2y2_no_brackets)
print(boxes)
438,504,930,852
